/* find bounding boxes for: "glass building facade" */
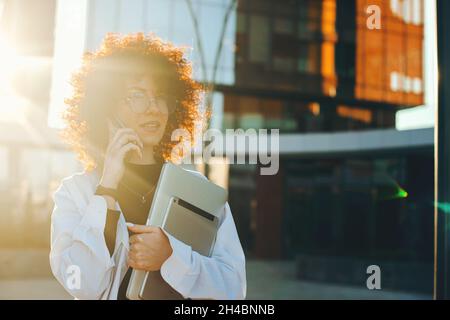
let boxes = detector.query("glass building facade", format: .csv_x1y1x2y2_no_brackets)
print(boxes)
222,0,424,134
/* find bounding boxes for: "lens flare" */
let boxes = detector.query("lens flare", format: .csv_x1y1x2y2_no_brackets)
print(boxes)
435,202,450,214
378,179,409,201
395,187,409,199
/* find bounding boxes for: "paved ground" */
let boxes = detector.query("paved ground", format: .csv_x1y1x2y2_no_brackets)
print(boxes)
0,278,71,300
246,260,430,300
0,259,430,300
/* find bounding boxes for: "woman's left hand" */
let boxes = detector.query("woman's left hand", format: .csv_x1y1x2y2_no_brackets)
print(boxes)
127,224,173,271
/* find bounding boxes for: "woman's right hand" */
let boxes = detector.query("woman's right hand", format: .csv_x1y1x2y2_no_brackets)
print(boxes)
99,128,144,189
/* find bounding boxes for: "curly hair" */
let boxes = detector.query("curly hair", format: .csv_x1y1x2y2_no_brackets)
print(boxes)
61,33,203,172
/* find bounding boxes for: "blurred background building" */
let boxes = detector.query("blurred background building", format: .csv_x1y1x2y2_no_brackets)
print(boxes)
0,0,435,299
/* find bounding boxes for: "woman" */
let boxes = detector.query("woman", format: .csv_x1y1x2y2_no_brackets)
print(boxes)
50,33,246,300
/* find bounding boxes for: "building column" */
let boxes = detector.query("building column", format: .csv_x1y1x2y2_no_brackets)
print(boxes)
254,163,284,259
435,0,450,300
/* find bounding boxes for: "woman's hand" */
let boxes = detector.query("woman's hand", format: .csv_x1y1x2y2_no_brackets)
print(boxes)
99,127,144,189
127,224,173,271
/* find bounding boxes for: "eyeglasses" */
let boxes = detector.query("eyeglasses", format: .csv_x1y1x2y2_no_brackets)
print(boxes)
120,89,178,114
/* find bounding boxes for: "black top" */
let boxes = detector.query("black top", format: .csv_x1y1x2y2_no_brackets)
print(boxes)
116,162,162,225
115,162,161,300
104,162,183,300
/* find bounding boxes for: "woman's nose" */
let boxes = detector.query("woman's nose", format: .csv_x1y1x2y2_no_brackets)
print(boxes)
146,100,160,114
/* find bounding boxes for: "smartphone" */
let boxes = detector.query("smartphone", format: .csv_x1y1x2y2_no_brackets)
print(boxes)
109,114,127,131
108,115,141,160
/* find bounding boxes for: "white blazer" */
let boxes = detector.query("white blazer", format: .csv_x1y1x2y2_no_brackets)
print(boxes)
49,167,247,300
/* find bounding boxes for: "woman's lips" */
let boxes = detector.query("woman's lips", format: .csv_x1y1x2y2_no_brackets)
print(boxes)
139,120,161,133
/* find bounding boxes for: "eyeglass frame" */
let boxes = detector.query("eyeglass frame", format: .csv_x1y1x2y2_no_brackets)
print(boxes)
118,88,180,115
